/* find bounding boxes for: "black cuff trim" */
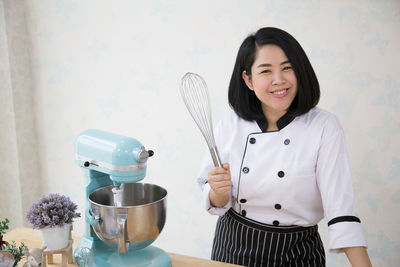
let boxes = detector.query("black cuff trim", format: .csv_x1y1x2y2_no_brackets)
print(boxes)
328,216,361,226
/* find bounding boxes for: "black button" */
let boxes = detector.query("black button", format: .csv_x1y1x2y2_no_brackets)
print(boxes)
241,210,247,216
278,171,285,178
84,161,90,167
242,167,249,173
273,220,279,226
240,199,247,203
275,204,281,210
249,137,256,144
284,138,290,145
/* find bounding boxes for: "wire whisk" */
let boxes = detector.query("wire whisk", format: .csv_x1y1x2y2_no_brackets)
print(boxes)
180,72,222,167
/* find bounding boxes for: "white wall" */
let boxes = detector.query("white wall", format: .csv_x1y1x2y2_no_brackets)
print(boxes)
6,0,400,266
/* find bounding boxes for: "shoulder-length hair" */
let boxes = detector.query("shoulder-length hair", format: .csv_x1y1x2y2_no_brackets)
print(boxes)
228,27,320,121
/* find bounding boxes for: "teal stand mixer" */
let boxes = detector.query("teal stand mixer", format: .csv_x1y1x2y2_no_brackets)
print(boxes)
74,129,171,267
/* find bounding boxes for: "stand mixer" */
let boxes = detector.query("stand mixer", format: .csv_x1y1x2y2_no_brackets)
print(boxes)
74,129,171,267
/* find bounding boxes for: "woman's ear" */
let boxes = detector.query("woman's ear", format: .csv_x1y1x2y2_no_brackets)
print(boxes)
242,70,254,90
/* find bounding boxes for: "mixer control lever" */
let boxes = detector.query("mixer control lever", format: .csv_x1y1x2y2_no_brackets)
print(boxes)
83,161,99,168
136,146,154,163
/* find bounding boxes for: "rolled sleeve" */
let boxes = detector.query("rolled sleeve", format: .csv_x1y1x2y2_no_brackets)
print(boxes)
328,221,367,253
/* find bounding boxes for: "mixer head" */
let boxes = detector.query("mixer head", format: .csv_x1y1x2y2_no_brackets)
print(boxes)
75,129,154,185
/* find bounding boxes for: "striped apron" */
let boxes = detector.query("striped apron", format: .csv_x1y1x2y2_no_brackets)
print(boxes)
211,209,325,267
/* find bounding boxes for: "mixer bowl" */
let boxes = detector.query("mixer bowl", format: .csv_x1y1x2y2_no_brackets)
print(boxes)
88,183,167,252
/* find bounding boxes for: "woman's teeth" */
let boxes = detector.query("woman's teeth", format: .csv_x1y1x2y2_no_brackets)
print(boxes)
272,89,288,95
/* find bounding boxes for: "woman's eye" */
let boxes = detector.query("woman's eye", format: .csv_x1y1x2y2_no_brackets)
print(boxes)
260,69,271,74
283,66,292,71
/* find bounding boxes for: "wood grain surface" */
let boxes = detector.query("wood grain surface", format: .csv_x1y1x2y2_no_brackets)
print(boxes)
4,227,243,267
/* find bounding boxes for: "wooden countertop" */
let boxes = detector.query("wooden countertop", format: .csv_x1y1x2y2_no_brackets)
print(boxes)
4,227,242,267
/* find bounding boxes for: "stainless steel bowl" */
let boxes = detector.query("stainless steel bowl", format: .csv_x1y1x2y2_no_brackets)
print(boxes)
88,183,167,253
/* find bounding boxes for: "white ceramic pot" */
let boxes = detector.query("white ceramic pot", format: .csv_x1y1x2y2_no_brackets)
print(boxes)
39,224,71,250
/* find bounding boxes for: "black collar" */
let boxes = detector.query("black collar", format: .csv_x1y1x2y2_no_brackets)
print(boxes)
256,113,295,132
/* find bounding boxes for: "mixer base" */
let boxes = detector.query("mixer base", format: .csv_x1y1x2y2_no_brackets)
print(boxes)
77,239,171,267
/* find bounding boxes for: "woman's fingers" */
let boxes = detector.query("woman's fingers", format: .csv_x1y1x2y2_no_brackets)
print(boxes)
222,163,230,170
208,173,230,181
207,165,232,196
209,168,229,176
211,184,231,194
209,166,231,178
209,179,232,188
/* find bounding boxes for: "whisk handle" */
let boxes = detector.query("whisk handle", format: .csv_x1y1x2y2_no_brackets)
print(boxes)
209,146,223,168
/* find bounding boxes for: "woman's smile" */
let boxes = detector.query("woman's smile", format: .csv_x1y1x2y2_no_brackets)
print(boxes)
270,88,289,98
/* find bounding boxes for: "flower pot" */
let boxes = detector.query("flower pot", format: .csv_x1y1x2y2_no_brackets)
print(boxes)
39,224,71,250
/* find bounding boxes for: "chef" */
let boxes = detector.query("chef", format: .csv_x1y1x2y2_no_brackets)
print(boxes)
197,27,371,267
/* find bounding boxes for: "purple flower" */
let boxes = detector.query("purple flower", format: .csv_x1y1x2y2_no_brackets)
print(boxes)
52,216,60,224
43,216,51,224
26,193,81,229
35,218,41,225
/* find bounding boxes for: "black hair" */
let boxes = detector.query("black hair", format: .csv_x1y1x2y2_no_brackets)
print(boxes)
228,27,320,121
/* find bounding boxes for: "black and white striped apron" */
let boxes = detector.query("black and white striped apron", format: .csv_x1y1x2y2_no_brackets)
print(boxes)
211,209,325,267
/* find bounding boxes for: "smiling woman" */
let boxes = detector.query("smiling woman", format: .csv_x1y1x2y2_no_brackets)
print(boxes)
242,44,298,131
197,27,372,267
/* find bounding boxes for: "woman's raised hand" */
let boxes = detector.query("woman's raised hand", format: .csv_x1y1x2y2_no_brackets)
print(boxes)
208,164,232,207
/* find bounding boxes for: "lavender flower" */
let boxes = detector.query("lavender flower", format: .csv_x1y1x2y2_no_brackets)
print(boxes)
26,193,81,229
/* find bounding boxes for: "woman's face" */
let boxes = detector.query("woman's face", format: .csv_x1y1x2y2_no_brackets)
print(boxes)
243,44,298,119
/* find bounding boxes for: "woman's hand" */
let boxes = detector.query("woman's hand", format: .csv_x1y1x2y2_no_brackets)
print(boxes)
208,164,232,207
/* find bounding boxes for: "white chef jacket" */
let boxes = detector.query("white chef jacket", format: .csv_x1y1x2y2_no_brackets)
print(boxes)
197,107,367,253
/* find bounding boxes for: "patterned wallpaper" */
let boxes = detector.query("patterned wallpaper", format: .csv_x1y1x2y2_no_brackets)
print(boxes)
1,0,399,266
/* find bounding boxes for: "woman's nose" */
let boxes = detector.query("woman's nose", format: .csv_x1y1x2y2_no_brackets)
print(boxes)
272,71,284,85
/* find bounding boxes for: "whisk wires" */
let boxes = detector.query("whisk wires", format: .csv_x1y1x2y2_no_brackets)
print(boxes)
180,72,216,148
180,72,222,167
